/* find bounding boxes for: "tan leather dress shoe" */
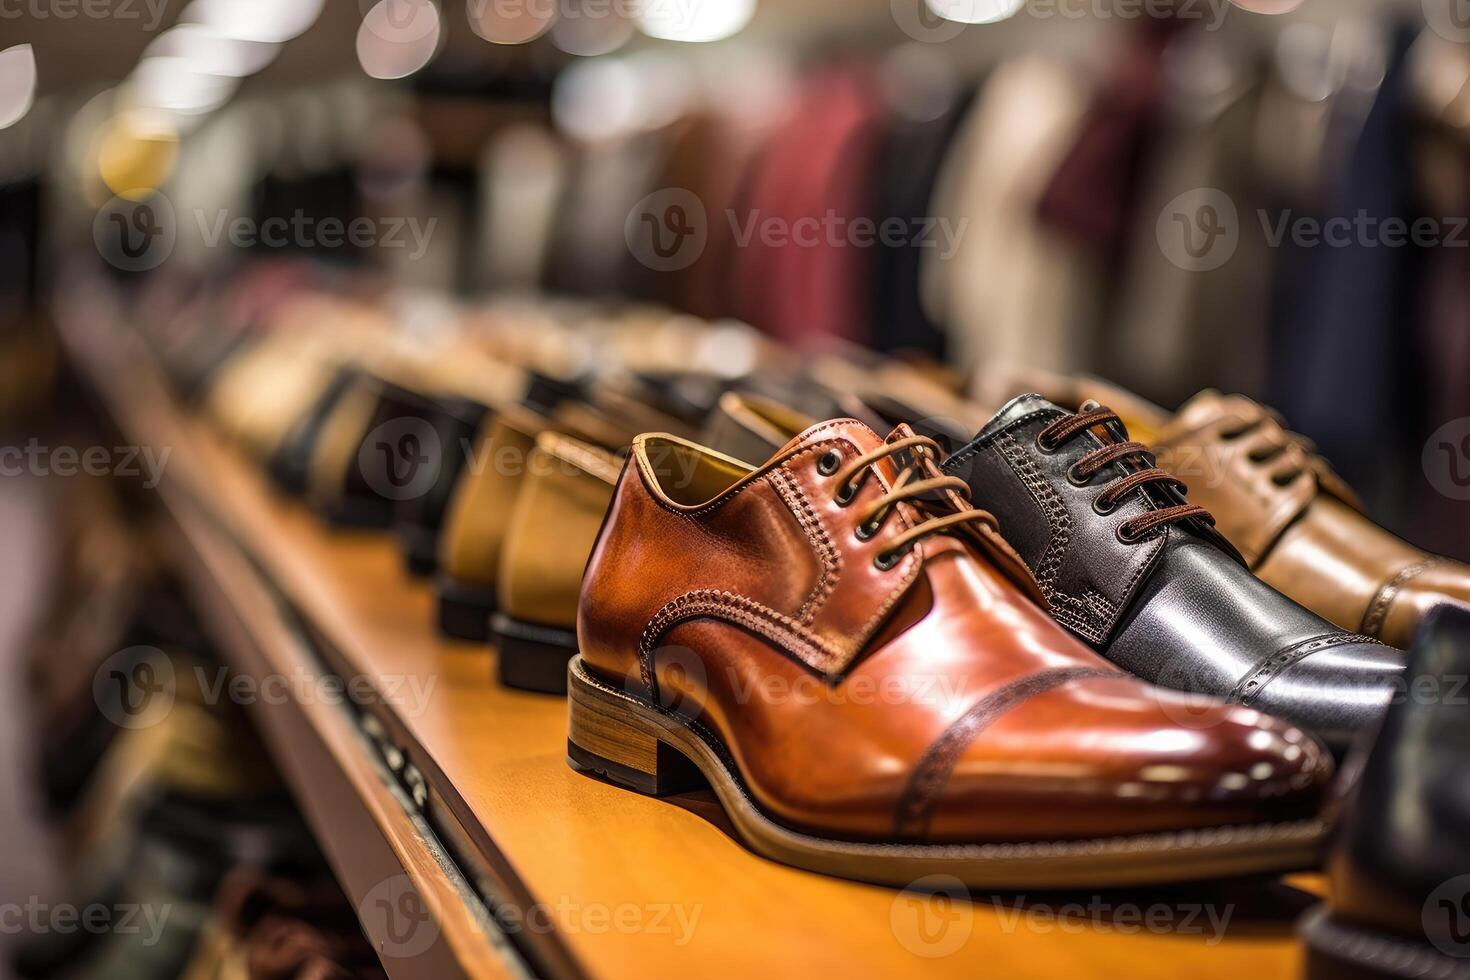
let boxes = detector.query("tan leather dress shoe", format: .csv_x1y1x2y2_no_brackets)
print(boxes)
436,390,691,641
570,419,1331,887
993,368,1470,650
491,433,621,693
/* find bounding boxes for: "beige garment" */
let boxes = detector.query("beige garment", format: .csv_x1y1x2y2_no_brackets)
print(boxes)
921,55,1096,383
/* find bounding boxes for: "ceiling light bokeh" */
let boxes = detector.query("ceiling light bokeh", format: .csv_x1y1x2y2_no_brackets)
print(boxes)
634,0,756,43
358,0,444,80
467,0,558,44
0,44,38,131
924,0,1025,26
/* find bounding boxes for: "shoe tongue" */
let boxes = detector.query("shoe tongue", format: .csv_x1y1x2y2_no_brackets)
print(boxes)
972,392,1066,443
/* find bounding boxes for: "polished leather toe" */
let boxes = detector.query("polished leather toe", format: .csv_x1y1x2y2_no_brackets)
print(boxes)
924,676,1331,842
1246,641,1403,756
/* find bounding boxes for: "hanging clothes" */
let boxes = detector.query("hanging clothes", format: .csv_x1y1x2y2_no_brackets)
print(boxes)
921,55,1097,384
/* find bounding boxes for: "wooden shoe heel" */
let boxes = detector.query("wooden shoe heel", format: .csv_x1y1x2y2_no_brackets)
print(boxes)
566,662,701,796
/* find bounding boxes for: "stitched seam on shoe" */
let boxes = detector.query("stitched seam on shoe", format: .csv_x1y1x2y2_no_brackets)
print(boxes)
992,432,1120,640
994,432,1070,593
639,590,842,696
1360,557,1441,639
769,464,840,625
1227,631,1382,706
894,667,1122,839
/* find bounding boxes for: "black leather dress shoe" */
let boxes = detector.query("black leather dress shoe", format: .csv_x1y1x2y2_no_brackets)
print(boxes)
1300,604,1470,979
944,394,1406,757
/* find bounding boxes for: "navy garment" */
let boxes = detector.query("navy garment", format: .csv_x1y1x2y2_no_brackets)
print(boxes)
1272,25,1426,509
870,85,977,358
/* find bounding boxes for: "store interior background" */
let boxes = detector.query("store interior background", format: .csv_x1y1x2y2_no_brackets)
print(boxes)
2,0,1469,973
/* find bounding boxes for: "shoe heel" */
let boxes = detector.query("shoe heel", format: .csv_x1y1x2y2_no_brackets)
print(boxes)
435,578,497,642
566,664,701,796
492,614,577,695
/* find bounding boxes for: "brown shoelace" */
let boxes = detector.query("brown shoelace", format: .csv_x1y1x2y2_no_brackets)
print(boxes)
1037,407,1214,542
824,435,998,569
1217,407,1315,487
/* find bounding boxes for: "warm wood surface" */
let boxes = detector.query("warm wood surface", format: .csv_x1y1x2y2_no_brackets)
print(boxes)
64,316,1328,980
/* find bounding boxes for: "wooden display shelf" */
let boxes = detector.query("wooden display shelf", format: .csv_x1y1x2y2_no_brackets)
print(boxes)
60,312,1326,980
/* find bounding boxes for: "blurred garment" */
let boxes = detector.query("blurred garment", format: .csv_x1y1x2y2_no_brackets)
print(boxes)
731,67,887,348
478,124,568,293
1037,18,1181,268
1273,26,1424,504
634,111,765,318
1411,154,1470,561
1104,37,1272,406
546,130,670,299
870,82,976,358
922,55,1096,382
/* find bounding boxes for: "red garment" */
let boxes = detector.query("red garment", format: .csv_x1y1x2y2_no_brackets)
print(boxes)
731,68,887,348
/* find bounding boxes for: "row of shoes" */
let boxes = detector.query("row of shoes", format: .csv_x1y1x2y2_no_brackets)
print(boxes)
17,484,387,980
148,262,1470,979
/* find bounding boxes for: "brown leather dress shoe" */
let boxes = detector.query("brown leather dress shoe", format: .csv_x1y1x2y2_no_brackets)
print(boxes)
570,419,1332,887
990,369,1470,650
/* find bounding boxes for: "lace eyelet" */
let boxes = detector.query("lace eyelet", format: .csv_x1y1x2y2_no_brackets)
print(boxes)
1035,433,1059,455
874,550,903,571
817,450,841,476
1116,523,1144,544
834,482,857,506
1093,495,1117,516
1066,462,1091,487
855,520,878,541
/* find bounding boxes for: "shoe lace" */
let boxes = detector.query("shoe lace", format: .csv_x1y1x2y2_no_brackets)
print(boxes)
1037,407,1215,543
830,435,999,567
1215,405,1315,488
